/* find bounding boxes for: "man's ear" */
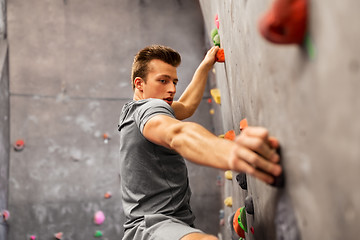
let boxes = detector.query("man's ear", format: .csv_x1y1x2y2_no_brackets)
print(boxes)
134,77,143,91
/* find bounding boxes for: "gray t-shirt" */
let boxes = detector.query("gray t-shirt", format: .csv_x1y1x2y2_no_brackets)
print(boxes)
118,98,194,231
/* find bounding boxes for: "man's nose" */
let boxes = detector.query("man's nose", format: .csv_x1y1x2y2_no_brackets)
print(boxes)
168,83,176,93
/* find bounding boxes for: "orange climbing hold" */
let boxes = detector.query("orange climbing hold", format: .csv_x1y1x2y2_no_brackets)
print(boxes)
240,118,248,130
224,130,236,141
258,0,307,44
216,48,225,62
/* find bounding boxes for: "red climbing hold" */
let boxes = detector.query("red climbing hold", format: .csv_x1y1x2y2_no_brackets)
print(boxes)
104,192,112,199
215,48,225,62
251,226,255,234
14,139,25,151
2,210,10,221
258,0,307,44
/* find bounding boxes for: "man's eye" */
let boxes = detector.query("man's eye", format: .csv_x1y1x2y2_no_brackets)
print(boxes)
159,80,166,83
173,81,178,86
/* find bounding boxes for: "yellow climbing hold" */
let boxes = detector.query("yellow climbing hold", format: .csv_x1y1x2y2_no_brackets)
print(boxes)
218,134,225,138
224,197,233,207
209,109,215,115
210,88,221,104
225,170,233,180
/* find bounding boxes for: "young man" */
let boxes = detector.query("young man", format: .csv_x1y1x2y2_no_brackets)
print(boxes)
118,45,282,240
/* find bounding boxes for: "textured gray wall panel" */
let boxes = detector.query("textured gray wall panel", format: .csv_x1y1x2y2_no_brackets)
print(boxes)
199,0,360,239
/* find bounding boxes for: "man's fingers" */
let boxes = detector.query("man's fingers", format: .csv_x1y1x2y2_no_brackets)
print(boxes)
268,136,279,149
231,146,282,176
236,134,279,163
241,126,269,140
231,159,275,184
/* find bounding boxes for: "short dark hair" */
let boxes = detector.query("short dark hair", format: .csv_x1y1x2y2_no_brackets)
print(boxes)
131,45,181,90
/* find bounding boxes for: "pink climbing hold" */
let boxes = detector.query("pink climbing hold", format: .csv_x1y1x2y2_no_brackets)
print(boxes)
54,232,63,239
215,14,219,29
94,211,105,225
30,235,36,240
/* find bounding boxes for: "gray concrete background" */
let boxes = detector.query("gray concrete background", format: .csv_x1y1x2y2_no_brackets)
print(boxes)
199,0,360,240
7,0,223,239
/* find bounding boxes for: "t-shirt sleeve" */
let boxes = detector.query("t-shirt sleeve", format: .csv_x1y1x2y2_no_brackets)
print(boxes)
134,99,175,134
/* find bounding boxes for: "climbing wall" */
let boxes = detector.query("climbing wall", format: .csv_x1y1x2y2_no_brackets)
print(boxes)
199,0,360,240
7,0,222,239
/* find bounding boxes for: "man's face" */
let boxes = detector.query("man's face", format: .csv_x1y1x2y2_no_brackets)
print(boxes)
142,59,178,105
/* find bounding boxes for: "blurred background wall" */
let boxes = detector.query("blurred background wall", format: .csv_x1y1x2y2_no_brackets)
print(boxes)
0,0,9,238
6,0,223,239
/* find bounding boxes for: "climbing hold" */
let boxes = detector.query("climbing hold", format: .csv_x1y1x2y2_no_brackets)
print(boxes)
14,139,25,151
94,211,105,225
224,197,233,207
232,208,245,238
224,170,233,180
304,32,316,59
245,196,254,215
210,88,221,104
207,98,212,104
224,130,236,141
1,210,10,221
250,226,255,234
236,173,247,190
104,192,112,199
270,147,285,188
215,14,219,29
216,175,223,186
54,232,63,239
215,48,225,62
94,230,103,237
258,0,307,44
209,109,215,115
238,207,248,232
103,133,110,144
219,209,225,219
30,236,36,240
211,28,218,40
239,118,248,130
218,134,224,138
219,218,225,226
213,34,221,47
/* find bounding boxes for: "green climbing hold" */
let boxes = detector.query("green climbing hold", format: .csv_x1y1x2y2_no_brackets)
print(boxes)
238,207,247,233
94,230,103,237
211,28,218,40
305,33,315,60
213,34,221,47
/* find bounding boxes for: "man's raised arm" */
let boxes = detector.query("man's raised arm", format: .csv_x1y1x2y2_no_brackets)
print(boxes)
172,46,219,120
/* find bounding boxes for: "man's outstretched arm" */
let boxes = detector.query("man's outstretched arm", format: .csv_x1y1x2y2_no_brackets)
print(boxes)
143,114,282,184
172,46,219,120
